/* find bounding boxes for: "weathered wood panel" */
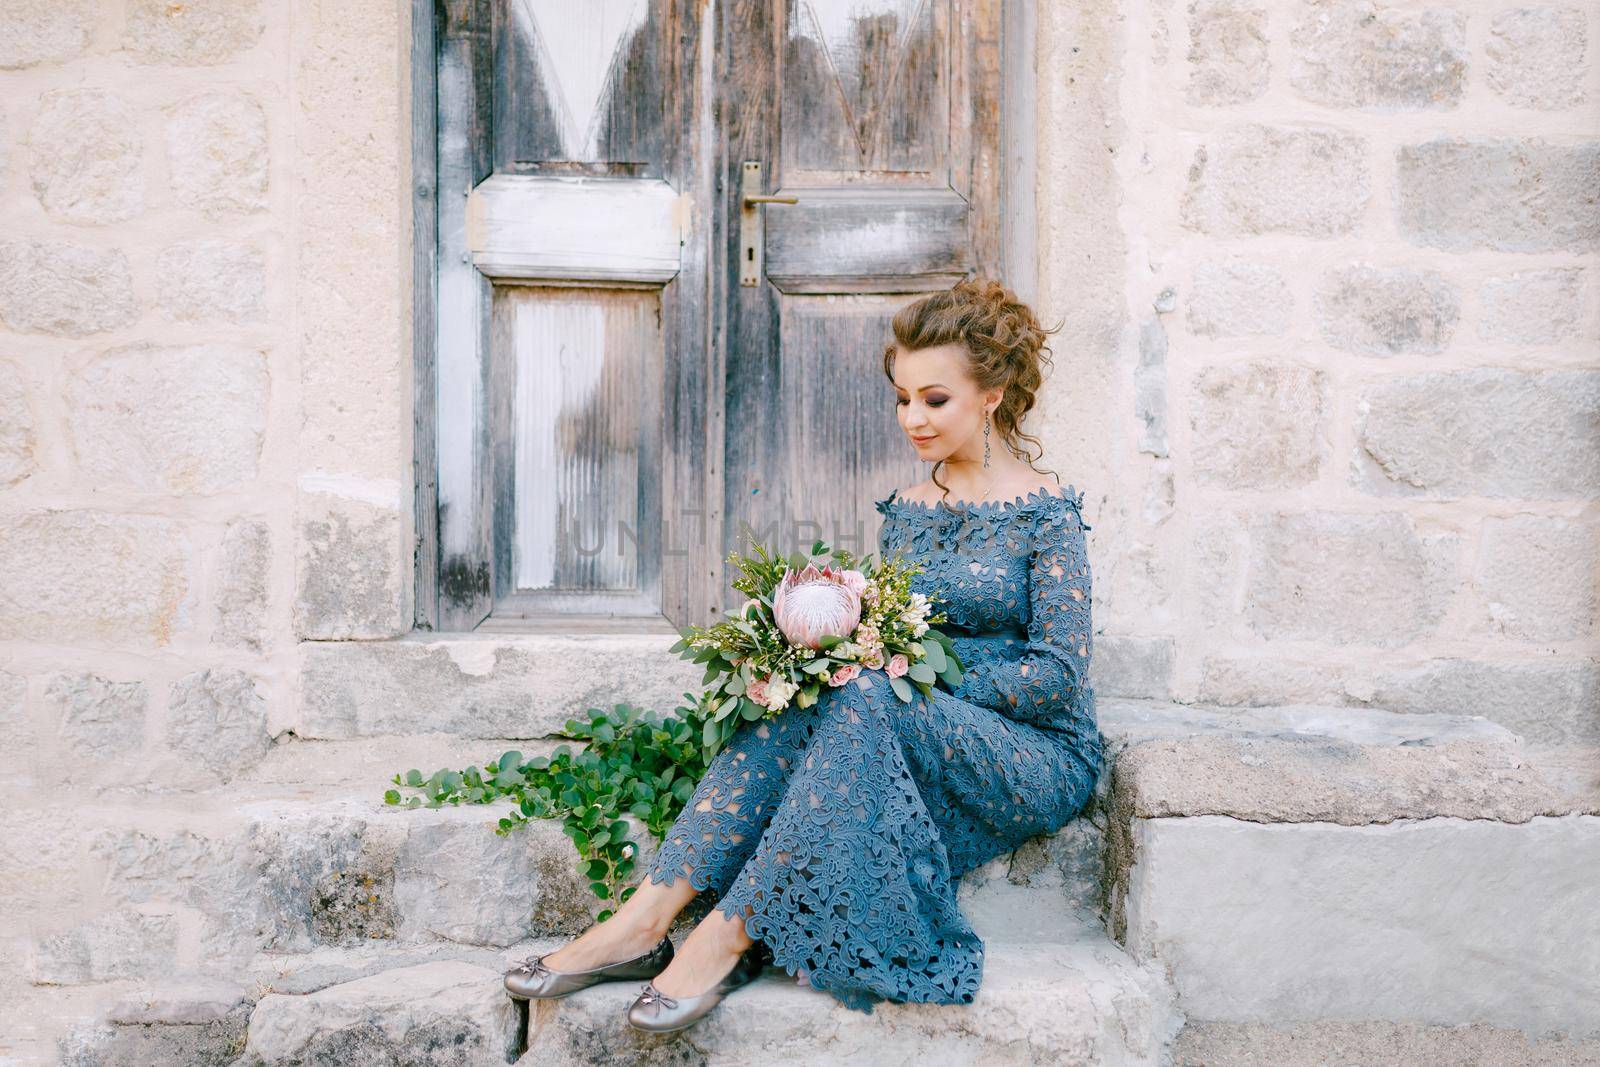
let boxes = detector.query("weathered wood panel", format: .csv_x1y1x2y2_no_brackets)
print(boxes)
488,286,664,618
466,175,684,282
764,188,970,292
435,0,497,631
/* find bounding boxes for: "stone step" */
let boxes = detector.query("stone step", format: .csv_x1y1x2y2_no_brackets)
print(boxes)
32,697,1600,1055
25,776,1106,988
228,918,1180,1067
1102,699,1600,1040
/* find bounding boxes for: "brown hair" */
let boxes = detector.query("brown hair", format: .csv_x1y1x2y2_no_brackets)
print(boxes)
881,277,1061,496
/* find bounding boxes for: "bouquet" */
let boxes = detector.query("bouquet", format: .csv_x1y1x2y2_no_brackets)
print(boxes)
669,539,964,758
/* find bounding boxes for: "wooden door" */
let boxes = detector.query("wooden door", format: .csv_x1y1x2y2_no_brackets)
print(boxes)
720,0,1003,577
421,0,1006,632
429,0,716,632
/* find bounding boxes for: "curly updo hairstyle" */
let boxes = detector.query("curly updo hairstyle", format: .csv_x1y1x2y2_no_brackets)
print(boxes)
881,277,1061,497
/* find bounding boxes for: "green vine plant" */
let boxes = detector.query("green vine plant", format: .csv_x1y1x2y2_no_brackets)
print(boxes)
384,691,716,921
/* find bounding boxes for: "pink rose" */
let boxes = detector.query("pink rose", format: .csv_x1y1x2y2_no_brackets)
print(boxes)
828,663,861,687
746,676,770,705
840,569,868,598
886,653,909,678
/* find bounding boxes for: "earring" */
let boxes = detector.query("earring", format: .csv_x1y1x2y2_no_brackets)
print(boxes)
983,411,991,469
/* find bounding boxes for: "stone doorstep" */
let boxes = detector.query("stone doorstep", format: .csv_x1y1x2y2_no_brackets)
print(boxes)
55,924,1178,1067
241,931,1176,1067
1098,697,1593,823
1097,701,1600,1041
25,782,1104,989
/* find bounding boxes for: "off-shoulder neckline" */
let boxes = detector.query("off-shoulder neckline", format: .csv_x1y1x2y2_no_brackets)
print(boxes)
877,483,1081,518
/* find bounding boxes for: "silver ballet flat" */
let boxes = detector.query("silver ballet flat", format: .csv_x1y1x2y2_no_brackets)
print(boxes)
625,942,770,1033
504,934,675,1001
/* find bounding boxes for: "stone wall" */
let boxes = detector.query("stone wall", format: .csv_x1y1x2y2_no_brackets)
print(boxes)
0,0,413,960
1040,0,1600,747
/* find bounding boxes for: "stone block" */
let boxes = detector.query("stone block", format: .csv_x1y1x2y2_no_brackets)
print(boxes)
93,824,262,973
1092,635,1177,700
123,0,264,65
155,240,265,323
0,511,192,646
1369,659,1600,746
0,360,36,487
164,669,270,783
392,805,651,945
297,637,706,739
67,344,268,495
1108,705,1566,825
1245,511,1455,647
0,240,137,336
44,672,146,761
1135,316,1169,457
1181,124,1369,237
1289,0,1465,109
27,89,144,224
245,961,520,1065
1313,265,1458,356
1196,657,1351,708
1189,510,1248,626
33,910,179,984
1473,515,1598,642
293,494,405,639
61,990,250,1067
246,803,388,951
1190,362,1326,488
1477,268,1583,346
1187,0,1269,106
1185,257,1291,337
0,668,28,771
1486,7,1589,111
213,520,269,650
164,92,268,217
1172,1019,1600,1067
1122,814,1600,1036
1354,370,1600,499
0,0,95,68
1396,138,1600,253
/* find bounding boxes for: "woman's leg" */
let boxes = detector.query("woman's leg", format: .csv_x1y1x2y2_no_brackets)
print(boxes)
540,704,823,971
652,670,979,1011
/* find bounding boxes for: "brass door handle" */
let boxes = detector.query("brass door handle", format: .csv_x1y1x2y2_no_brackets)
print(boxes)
743,194,799,206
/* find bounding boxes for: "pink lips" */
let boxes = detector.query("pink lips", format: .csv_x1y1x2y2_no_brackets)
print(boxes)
911,434,937,444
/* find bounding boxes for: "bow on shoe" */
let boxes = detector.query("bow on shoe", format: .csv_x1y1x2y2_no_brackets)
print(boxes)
635,983,678,1009
513,956,552,978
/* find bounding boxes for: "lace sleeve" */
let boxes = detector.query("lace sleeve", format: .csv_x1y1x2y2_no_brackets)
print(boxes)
948,493,1092,728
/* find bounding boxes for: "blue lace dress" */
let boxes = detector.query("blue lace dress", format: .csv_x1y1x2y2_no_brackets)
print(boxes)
643,485,1106,1013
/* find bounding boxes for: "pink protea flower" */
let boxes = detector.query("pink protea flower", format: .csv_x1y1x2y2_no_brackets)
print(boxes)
771,563,863,650
828,663,862,687
886,653,910,678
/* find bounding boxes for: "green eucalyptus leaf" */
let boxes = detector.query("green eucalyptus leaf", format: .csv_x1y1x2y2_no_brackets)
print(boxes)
907,661,936,684
888,675,914,702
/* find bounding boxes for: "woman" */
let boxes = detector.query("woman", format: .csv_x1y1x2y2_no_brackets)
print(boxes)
504,278,1105,1033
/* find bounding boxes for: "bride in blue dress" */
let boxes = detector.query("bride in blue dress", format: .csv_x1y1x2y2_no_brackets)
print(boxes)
504,278,1105,1032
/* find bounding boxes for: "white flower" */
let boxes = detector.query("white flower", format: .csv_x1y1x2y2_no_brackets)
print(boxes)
763,676,799,711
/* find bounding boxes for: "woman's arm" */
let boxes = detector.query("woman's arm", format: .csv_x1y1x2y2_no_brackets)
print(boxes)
948,494,1092,728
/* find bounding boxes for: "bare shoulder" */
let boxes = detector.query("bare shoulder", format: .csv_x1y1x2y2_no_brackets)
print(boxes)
895,479,941,505
894,474,1068,505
